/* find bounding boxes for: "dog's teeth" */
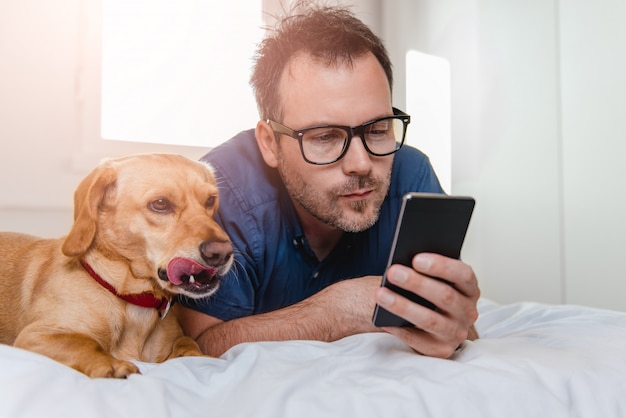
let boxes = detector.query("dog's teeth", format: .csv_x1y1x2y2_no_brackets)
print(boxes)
189,275,195,284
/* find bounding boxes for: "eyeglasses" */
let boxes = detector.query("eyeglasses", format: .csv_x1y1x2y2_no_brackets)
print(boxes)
266,108,410,165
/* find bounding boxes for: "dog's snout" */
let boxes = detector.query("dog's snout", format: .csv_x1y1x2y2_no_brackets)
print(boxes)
200,240,233,266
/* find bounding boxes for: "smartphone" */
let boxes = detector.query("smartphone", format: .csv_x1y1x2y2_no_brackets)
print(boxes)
372,192,475,327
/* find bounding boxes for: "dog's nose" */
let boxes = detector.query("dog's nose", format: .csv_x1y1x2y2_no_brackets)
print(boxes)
200,240,233,267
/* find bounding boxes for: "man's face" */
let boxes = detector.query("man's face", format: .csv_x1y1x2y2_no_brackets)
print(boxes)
273,52,395,233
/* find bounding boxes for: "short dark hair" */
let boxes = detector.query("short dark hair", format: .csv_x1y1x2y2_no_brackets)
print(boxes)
250,2,393,121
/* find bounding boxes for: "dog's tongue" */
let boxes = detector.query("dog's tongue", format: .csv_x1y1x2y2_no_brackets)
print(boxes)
167,257,216,285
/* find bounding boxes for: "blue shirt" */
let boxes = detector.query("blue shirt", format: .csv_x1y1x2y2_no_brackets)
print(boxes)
183,129,444,321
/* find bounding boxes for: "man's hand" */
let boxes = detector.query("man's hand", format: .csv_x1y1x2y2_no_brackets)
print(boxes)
374,253,480,358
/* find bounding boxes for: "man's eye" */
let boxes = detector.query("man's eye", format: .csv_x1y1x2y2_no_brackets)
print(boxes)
307,128,344,144
149,198,173,213
315,134,339,143
368,122,390,136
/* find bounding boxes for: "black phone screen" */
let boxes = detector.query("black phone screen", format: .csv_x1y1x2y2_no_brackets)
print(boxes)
372,193,475,327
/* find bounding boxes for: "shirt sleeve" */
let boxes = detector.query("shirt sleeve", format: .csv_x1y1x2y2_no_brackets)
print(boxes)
390,145,445,197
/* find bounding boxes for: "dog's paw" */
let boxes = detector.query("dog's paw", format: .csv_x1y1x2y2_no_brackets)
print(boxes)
84,358,140,378
168,336,205,358
171,345,204,358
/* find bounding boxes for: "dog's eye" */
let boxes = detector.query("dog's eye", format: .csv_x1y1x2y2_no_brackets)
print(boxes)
149,198,173,213
205,196,216,209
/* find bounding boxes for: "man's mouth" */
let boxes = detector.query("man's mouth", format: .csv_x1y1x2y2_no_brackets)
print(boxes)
342,189,373,201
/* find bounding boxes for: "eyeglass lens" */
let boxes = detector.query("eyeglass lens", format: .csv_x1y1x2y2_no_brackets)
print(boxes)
301,117,405,164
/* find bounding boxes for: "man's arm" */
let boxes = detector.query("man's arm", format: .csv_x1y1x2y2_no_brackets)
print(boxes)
177,254,479,358
175,277,382,357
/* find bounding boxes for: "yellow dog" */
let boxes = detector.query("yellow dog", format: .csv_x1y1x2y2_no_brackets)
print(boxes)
0,154,233,378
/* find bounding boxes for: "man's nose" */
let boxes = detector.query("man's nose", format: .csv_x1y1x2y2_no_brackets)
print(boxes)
341,135,373,175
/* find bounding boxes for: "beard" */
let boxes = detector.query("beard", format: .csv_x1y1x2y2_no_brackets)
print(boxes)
276,151,392,233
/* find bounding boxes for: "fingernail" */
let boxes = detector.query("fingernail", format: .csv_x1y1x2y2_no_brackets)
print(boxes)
414,254,432,270
377,289,395,306
390,268,408,284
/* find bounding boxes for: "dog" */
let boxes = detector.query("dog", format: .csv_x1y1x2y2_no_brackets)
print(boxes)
0,153,233,378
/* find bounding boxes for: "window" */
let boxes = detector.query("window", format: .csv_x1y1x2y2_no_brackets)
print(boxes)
406,50,451,193
101,1,264,148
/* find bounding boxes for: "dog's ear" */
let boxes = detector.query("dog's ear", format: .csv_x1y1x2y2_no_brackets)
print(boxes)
62,164,117,257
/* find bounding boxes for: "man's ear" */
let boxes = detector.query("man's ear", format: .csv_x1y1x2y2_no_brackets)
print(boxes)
255,120,279,168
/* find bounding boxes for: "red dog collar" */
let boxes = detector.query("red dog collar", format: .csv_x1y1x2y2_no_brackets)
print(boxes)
80,259,172,318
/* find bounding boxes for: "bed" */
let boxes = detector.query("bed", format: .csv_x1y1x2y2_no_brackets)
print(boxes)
3,298,625,418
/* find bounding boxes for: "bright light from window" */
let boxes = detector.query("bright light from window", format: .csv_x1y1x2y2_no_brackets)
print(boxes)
101,1,263,147
406,50,451,193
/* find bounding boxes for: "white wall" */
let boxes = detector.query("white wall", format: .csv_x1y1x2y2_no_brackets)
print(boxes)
383,0,626,311
1,1,82,236
1,0,625,311
559,1,626,309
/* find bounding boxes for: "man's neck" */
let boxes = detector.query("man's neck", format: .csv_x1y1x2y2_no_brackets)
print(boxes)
293,202,344,261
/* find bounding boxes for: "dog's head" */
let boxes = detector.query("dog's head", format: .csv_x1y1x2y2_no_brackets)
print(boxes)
61,153,233,299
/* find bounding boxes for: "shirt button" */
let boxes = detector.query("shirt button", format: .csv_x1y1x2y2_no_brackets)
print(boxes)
312,271,319,279
292,238,299,247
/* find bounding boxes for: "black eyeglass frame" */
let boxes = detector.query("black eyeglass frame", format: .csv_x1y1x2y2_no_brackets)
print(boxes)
266,107,411,165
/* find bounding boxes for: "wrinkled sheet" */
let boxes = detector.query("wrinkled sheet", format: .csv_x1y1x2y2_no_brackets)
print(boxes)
2,299,626,418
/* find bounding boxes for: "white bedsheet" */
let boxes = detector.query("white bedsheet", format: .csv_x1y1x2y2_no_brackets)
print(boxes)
2,299,626,418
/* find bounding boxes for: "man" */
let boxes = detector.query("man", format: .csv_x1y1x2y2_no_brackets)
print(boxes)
176,4,480,358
